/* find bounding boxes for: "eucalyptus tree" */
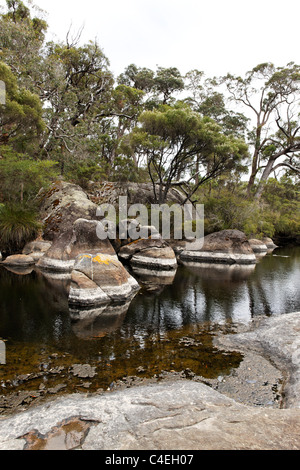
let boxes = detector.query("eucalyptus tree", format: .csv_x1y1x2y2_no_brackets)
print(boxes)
0,61,44,152
122,104,248,204
184,69,249,138
118,64,185,107
0,0,47,90
222,62,300,197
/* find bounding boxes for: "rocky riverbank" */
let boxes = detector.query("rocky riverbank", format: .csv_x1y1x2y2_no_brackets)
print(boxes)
0,311,299,450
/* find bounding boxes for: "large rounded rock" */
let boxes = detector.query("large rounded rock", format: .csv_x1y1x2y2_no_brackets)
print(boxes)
180,230,256,265
68,253,140,305
68,270,110,307
37,219,115,272
87,181,186,205
118,237,177,270
39,181,98,241
262,237,278,250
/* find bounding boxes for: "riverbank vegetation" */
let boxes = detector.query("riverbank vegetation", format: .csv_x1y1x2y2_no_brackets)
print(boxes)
0,0,299,253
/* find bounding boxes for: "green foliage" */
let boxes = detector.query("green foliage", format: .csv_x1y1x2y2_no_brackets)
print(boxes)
261,177,300,238
124,103,248,203
0,148,59,204
0,203,41,253
198,177,300,239
65,159,107,189
0,61,44,152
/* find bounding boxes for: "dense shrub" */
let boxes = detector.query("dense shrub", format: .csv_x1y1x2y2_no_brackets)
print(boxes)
197,177,300,239
0,204,41,254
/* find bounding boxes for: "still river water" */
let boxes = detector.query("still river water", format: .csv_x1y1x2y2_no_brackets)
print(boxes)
0,246,299,394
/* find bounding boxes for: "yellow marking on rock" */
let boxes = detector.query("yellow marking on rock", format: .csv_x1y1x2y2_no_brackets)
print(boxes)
92,255,110,265
78,254,92,260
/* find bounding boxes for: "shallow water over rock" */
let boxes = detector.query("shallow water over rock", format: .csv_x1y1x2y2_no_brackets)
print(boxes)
0,246,299,412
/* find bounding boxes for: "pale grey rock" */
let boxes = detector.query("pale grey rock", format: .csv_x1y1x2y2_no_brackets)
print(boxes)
180,230,256,265
0,439,26,450
0,381,300,450
216,311,300,408
39,181,98,241
1,313,300,450
248,239,268,253
22,240,52,261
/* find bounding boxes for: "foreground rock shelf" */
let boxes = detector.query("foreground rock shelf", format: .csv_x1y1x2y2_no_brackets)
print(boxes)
0,312,300,450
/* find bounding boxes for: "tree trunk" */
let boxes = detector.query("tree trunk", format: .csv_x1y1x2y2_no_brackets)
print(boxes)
254,157,275,199
247,125,262,196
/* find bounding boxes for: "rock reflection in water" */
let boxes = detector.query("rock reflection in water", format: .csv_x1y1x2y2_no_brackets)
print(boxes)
180,262,256,281
3,266,34,276
69,302,130,339
131,266,177,294
125,261,257,330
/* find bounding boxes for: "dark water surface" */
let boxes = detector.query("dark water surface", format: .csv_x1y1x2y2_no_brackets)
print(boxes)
0,246,299,394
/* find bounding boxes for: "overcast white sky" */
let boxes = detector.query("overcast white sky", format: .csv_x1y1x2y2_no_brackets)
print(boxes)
30,0,299,78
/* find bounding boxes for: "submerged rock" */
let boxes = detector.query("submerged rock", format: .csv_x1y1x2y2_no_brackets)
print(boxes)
180,230,256,265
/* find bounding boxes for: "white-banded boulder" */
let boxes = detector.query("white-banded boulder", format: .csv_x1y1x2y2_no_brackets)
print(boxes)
262,237,278,250
118,237,177,270
37,219,115,272
68,270,110,307
180,230,256,265
68,253,140,306
248,239,268,253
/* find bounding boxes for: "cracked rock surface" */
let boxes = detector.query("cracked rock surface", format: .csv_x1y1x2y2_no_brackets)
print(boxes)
0,380,300,450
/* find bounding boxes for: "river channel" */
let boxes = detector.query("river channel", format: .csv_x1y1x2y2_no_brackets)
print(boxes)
0,246,299,408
